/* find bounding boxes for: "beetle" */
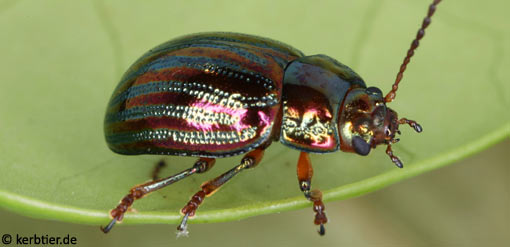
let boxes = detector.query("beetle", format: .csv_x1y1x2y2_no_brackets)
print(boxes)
101,0,442,236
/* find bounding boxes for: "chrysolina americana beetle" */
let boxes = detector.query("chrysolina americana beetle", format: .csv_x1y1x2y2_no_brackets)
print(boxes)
101,0,442,236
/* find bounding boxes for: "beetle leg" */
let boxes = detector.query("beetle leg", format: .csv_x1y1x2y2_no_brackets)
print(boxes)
297,152,327,236
100,157,215,233
151,159,167,181
177,148,265,236
398,118,423,133
386,144,403,168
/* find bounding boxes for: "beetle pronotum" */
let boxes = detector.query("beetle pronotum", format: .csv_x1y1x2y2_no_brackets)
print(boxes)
101,0,442,236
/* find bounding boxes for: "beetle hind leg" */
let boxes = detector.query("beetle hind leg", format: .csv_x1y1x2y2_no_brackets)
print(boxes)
176,148,265,236
100,157,215,233
297,152,328,236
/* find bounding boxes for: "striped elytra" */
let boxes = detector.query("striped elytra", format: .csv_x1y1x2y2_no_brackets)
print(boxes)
104,33,301,157
102,0,441,236
104,32,366,157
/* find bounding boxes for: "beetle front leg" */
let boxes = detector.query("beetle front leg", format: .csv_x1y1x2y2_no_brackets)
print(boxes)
177,148,265,236
297,152,327,236
100,158,215,233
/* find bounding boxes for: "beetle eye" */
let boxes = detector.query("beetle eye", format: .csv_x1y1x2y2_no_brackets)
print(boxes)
352,136,371,156
366,87,383,96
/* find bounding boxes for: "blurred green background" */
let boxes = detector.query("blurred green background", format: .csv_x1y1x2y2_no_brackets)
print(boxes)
1,140,508,246
1,0,509,246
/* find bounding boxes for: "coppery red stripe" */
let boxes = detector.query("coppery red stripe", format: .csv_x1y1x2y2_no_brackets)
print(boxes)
168,47,270,74
132,67,202,86
125,92,186,109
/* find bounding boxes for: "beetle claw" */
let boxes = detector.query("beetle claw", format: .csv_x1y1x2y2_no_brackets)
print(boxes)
176,212,190,238
176,227,189,238
100,217,117,234
318,223,326,236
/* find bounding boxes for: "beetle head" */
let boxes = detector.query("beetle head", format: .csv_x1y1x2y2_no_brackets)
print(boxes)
338,86,421,168
337,0,442,167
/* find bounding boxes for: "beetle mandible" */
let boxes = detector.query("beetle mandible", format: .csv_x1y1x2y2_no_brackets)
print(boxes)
101,0,442,236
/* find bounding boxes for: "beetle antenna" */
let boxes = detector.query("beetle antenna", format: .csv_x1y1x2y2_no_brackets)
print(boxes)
385,0,442,103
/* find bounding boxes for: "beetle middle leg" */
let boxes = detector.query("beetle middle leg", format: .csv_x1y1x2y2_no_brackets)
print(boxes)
297,152,327,236
176,148,265,236
100,157,216,233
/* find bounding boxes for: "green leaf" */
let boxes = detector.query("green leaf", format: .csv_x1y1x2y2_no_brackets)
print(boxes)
0,0,508,227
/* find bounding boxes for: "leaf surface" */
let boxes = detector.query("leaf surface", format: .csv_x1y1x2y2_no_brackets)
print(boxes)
0,0,508,225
